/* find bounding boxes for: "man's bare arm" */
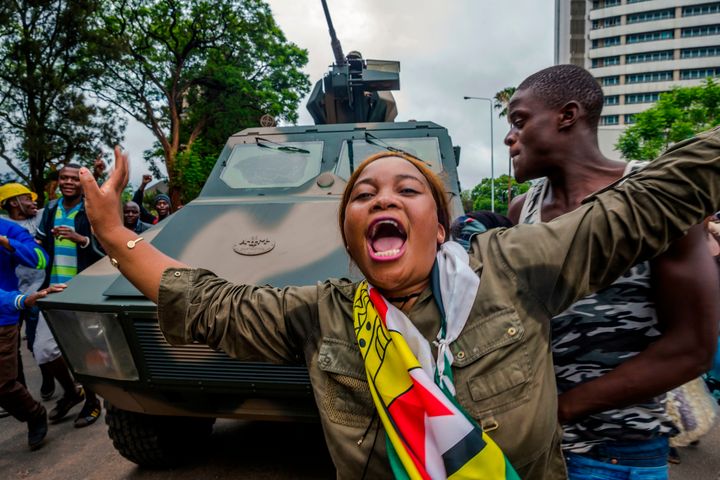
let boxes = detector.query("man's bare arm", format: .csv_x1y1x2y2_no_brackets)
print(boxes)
557,224,719,422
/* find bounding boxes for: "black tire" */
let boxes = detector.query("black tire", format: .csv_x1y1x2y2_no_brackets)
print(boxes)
104,401,215,468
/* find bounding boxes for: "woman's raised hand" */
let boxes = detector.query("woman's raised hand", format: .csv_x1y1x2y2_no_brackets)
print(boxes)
79,145,129,241
79,145,185,303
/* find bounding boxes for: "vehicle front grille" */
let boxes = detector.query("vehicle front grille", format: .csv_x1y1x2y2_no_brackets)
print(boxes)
133,321,311,385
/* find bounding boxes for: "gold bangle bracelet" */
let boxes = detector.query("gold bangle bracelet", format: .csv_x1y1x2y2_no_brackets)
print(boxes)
110,237,145,268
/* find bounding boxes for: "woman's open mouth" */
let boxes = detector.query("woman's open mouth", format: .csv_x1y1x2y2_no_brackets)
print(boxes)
367,218,407,261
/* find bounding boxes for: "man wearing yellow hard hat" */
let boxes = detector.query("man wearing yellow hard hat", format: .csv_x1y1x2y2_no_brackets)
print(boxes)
0,183,39,221
0,182,83,425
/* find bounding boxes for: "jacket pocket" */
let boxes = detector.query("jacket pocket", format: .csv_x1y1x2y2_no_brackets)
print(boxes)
451,308,532,417
317,337,375,428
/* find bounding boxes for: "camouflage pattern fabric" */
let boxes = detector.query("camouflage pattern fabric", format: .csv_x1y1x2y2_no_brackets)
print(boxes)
520,161,677,453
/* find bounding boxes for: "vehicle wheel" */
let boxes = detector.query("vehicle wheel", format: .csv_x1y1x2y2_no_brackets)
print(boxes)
104,401,215,468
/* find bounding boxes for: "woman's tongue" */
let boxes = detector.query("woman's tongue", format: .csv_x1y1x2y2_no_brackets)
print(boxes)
372,236,404,255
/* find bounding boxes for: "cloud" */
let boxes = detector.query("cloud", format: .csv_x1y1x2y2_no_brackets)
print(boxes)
269,0,554,189
2,1,555,192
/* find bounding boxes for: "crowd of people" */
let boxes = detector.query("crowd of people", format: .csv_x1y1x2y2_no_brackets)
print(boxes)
0,168,171,450
1,64,720,480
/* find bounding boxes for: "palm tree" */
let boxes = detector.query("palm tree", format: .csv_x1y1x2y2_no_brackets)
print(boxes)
493,86,516,118
493,86,517,204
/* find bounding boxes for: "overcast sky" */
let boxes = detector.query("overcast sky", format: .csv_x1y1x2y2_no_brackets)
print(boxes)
122,0,556,189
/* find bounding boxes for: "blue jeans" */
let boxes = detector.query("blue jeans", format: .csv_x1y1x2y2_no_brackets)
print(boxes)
565,437,669,480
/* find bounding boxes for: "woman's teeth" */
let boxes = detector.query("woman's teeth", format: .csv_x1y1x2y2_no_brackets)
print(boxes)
374,248,401,257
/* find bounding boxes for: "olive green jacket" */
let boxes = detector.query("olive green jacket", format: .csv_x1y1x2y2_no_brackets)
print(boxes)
158,127,720,479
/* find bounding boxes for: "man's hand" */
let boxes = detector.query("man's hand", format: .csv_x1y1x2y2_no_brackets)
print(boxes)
78,145,129,243
25,284,67,308
0,235,10,252
51,226,88,245
93,154,107,181
141,174,152,187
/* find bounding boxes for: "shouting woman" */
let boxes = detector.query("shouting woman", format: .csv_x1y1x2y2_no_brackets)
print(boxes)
79,127,720,480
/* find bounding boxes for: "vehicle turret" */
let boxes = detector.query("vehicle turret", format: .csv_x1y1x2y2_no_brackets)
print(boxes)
307,0,400,124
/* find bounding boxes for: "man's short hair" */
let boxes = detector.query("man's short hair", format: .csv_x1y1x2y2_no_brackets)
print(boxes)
60,163,82,172
518,64,604,129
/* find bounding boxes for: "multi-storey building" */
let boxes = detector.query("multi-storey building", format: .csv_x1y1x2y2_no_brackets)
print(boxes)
556,0,720,155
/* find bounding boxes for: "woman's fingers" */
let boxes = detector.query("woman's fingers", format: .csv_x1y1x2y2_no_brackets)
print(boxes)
79,165,102,201
108,145,130,194
79,145,129,235
99,145,129,195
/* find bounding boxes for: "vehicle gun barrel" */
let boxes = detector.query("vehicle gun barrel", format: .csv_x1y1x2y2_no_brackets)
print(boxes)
321,0,345,66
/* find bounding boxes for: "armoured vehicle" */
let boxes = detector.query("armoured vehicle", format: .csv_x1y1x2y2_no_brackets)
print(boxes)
40,0,464,468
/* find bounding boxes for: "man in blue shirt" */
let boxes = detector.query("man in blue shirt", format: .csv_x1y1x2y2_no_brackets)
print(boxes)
0,218,52,450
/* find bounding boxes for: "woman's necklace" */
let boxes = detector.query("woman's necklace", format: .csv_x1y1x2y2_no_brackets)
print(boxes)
385,291,423,310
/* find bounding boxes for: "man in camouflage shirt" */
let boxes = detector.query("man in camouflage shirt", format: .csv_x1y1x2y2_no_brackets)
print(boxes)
507,65,719,479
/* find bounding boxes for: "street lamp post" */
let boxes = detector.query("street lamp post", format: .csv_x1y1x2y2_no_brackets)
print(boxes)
463,96,495,212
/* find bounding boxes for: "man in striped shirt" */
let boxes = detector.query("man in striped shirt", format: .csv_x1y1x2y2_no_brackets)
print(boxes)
36,164,105,428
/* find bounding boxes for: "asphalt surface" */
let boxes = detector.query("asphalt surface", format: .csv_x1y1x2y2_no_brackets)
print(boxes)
668,421,720,480
2,346,719,479
1,347,334,480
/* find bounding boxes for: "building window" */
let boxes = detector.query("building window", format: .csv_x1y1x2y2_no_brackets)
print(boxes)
627,8,675,24
592,0,620,7
626,71,673,83
682,25,720,37
600,75,620,86
591,36,621,49
627,0,651,3
592,56,621,68
604,95,620,105
592,16,621,30
681,46,720,58
626,50,674,63
600,115,619,125
624,114,637,125
680,67,720,80
626,92,660,104
627,30,674,43
683,3,720,17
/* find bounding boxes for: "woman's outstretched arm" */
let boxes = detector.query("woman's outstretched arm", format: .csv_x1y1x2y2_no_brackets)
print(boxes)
79,146,186,302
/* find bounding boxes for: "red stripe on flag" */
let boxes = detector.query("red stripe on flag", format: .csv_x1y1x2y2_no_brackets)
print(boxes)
387,376,453,478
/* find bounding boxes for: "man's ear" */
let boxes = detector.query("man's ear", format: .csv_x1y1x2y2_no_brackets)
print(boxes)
558,101,581,130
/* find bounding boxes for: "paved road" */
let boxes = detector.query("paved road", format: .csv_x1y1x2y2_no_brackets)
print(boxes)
1,348,334,480
3,347,719,479
669,419,720,480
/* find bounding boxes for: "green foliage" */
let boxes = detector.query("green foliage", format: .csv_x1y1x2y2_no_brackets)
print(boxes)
616,79,720,160
0,0,125,205
94,0,311,200
493,87,517,118
121,185,134,203
466,174,530,216
173,138,217,204
460,189,474,213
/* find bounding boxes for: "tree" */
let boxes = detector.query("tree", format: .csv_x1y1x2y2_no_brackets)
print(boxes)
0,0,125,204
95,0,311,205
493,86,516,118
466,174,530,216
616,79,720,160
493,86,517,206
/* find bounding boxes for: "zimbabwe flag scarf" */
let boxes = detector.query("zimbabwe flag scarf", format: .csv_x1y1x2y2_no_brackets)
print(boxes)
353,242,519,480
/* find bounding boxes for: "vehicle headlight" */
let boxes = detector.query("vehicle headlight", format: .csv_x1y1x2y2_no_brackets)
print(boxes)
44,310,139,381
